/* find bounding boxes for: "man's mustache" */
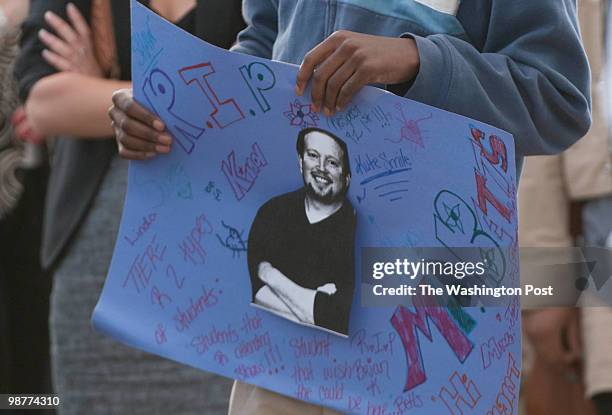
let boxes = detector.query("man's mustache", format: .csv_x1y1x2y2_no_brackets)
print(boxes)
310,170,332,183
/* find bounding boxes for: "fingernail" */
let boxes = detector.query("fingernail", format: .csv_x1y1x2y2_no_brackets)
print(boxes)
295,85,303,96
336,105,342,112
145,152,156,158
152,120,165,131
45,10,58,20
155,145,170,154
38,29,47,38
324,108,332,117
158,134,171,145
312,104,319,113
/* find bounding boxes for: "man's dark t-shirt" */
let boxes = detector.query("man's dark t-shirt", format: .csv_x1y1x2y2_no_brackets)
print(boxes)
248,189,356,334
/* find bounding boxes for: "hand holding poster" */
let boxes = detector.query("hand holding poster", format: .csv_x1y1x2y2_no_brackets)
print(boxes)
93,2,521,413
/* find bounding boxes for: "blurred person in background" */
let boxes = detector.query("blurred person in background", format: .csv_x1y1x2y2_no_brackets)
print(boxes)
15,1,243,413
520,0,612,414
0,0,52,395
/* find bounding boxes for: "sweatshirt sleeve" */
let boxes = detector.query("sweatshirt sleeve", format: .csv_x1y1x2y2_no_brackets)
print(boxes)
404,0,591,157
230,0,278,59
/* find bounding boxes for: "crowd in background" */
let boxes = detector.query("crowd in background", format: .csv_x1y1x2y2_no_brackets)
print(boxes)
0,0,610,414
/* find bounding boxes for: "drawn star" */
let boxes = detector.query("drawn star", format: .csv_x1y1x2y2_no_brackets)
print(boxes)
283,99,319,128
442,202,464,233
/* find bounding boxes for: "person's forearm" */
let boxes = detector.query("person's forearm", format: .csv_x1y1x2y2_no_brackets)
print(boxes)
25,72,130,138
259,263,316,324
272,275,316,325
254,285,301,322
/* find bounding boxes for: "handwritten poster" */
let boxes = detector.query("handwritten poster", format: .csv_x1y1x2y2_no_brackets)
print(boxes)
93,2,522,413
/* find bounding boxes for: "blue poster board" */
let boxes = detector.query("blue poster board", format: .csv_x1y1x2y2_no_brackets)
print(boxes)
93,2,522,413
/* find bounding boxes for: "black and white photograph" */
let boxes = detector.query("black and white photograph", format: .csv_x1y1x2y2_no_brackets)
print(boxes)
247,127,357,336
